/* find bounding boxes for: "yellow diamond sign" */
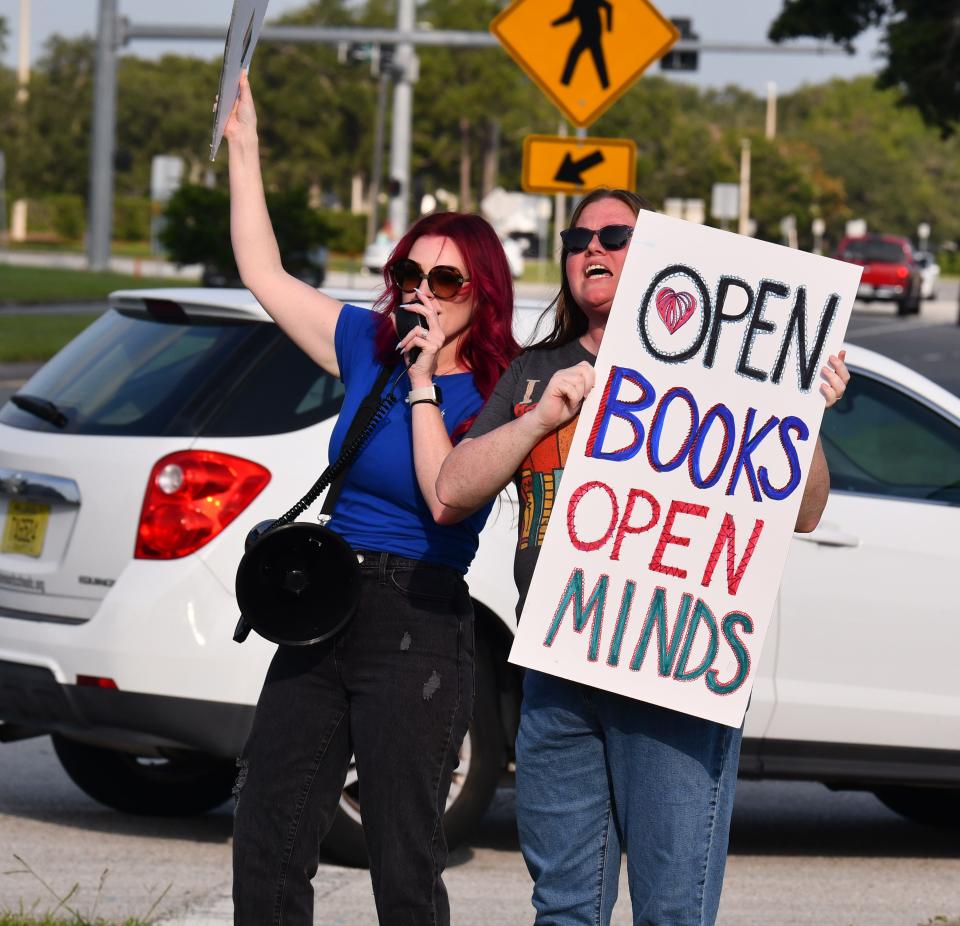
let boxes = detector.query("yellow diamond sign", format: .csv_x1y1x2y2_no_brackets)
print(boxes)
491,0,679,128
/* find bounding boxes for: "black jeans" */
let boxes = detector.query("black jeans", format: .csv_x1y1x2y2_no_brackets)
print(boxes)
233,551,475,926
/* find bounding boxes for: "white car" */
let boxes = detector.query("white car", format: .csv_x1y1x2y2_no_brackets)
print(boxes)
914,250,941,300
1,289,959,866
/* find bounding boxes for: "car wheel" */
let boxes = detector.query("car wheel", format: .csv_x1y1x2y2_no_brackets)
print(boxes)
874,787,960,827
52,735,235,816
897,285,922,316
320,642,503,868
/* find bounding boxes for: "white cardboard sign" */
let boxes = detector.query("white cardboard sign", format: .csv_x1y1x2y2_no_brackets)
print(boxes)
209,0,271,161
508,212,862,727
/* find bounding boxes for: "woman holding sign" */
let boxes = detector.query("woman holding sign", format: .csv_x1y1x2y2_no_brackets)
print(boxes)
437,187,849,925
224,72,519,925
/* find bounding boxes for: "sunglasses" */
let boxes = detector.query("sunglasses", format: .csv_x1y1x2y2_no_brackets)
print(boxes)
389,258,470,299
560,224,634,254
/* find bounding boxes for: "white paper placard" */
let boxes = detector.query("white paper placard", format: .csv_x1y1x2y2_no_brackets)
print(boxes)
209,0,271,161
508,212,862,727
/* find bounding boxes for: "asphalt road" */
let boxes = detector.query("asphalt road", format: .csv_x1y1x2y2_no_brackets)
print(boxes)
1,736,958,926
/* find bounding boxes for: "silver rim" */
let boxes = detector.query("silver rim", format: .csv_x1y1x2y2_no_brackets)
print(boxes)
339,728,473,825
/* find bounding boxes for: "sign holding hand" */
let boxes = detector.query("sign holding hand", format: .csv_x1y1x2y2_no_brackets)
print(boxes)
210,0,271,160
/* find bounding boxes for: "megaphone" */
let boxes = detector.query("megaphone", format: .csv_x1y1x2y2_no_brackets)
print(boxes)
234,520,362,646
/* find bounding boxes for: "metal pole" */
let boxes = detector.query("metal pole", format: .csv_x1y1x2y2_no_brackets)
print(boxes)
553,122,567,263
765,81,777,139
16,0,30,103
87,0,119,271
366,67,391,245
388,0,416,236
738,138,751,236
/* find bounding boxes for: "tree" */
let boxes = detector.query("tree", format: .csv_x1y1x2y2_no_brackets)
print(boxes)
769,0,960,134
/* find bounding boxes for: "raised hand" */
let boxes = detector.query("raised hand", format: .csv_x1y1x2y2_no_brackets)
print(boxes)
223,70,258,145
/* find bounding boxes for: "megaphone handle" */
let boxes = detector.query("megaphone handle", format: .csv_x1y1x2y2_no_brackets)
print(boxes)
233,615,252,644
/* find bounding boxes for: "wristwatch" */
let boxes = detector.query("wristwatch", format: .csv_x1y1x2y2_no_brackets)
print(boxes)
406,384,443,407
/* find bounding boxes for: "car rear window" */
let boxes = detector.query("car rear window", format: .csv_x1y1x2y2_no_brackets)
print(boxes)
0,308,344,437
842,239,906,264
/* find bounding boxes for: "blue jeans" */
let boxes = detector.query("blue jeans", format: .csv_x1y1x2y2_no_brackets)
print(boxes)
233,551,475,926
516,671,742,926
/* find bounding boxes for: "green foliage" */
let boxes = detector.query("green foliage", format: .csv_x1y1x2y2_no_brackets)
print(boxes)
25,195,86,240
159,185,233,270
320,210,367,254
113,197,151,242
770,0,960,134
161,184,332,274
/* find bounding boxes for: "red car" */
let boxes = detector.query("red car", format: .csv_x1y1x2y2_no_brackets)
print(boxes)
835,234,922,316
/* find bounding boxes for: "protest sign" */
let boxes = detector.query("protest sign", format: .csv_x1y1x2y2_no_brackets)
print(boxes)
209,0,271,161
508,212,862,727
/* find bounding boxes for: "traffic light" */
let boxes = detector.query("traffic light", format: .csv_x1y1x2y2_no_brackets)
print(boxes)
660,18,698,72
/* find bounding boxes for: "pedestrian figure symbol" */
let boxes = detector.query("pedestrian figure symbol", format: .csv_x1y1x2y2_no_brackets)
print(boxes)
552,0,613,90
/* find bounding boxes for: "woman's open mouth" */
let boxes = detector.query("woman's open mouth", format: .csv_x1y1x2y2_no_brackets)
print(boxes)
585,264,612,279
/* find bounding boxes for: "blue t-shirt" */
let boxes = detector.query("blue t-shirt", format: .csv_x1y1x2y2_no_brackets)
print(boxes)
327,303,493,573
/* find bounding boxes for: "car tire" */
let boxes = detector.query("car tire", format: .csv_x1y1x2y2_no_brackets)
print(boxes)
897,285,922,316
320,641,503,868
52,735,236,816
873,787,960,827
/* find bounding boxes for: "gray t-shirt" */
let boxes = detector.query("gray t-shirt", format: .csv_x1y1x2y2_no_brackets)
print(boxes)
468,338,596,616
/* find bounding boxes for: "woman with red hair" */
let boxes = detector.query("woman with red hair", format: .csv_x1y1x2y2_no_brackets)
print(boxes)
225,71,518,925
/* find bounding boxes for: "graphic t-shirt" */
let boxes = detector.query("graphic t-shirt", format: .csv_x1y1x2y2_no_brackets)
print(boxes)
329,303,494,573
467,338,596,613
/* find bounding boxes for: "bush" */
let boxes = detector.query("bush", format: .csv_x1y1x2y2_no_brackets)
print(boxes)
160,184,332,279
113,196,151,242
27,195,85,241
318,210,366,255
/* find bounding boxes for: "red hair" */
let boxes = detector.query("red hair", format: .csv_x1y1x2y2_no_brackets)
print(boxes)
372,212,520,435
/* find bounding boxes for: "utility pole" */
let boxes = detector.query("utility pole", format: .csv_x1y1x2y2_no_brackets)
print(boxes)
365,63,391,245
765,81,777,139
88,0,119,271
16,0,30,103
738,138,751,236
10,0,30,243
387,0,416,236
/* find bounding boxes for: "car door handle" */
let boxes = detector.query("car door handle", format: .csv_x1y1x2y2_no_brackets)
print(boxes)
794,525,860,548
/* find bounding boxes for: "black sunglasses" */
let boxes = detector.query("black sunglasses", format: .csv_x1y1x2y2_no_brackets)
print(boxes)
389,258,470,299
560,224,634,254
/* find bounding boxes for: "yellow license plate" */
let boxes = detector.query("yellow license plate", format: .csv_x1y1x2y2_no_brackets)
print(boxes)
1,501,51,557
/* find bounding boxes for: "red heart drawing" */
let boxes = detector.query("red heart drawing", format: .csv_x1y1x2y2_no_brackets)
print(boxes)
655,287,697,334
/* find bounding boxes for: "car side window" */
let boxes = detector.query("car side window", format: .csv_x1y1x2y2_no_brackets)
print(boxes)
821,373,960,505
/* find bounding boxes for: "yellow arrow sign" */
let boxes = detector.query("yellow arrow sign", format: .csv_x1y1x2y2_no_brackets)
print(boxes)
491,0,679,128
522,135,636,195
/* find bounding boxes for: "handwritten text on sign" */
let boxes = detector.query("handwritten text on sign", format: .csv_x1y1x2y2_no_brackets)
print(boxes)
509,212,862,727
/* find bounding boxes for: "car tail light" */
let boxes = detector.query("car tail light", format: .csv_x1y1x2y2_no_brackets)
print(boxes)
77,675,118,689
136,451,271,559
896,266,909,278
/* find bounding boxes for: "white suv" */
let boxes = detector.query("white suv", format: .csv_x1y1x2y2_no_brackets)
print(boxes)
1,288,959,865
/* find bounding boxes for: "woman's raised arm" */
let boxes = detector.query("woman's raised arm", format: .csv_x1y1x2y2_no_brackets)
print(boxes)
225,71,343,377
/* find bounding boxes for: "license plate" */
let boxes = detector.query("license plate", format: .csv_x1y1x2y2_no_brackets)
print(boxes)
1,501,51,558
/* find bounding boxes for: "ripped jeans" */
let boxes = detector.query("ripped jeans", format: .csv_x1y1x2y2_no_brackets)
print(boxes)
233,551,475,926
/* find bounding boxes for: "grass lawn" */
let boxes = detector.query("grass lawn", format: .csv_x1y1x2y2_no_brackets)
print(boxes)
0,314,99,362
0,265,192,305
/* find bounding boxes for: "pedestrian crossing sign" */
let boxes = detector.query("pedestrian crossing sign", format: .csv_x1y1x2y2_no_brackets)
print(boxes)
491,0,680,128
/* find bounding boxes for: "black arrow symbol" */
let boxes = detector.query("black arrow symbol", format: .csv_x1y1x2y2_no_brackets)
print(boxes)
554,150,605,186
